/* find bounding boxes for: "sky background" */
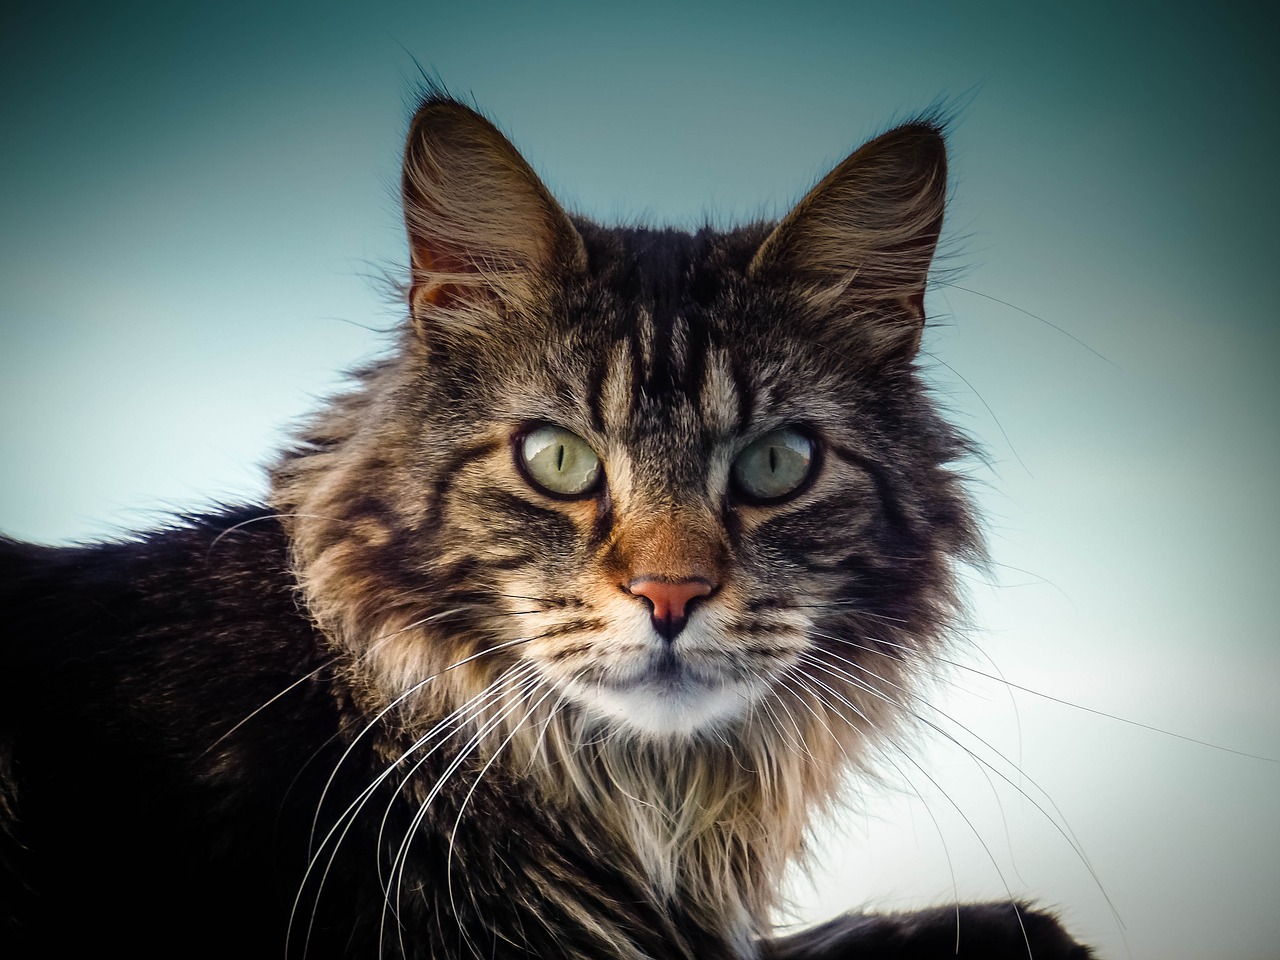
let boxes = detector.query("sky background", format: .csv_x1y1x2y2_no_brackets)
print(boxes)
2,2,1277,957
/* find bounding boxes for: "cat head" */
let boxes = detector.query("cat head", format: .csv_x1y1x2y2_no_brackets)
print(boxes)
273,93,980,751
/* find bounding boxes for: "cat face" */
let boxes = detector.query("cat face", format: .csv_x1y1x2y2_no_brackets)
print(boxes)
429,246,829,735
408,240,900,738
274,96,979,748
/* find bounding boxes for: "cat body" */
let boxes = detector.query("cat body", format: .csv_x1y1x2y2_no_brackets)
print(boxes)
0,92,1091,959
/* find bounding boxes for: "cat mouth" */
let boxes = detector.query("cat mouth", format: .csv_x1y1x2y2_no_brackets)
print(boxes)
599,647,726,692
573,648,762,736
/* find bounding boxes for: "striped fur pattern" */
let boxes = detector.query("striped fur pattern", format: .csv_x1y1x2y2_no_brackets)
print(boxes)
271,93,982,956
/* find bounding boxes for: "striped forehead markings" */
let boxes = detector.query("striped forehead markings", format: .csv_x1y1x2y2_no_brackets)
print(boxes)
579,229,759,441
590,319,754,448
699,346,743,435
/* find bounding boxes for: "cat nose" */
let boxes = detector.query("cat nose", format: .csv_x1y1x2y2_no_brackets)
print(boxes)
626,576,716,641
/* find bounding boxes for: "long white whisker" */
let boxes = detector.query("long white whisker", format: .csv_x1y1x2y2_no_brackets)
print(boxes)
800,645,1126,944
292,667,532,960
375,662,540,886
373,664,539,955
773,667,854,766
205,511,355,556
287,646,537,960
841,632,1279,764
309,629,533,853
791,659,1033,958
759,671,821,765
782,669,963,944
203,615,427,762
444,679,556,938
198,658,335,758
518,690,571,780
382,665,542,959
809,635,1122,918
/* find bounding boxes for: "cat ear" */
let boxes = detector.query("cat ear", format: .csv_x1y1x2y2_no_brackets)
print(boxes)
401,95,586,319
749,121,947,359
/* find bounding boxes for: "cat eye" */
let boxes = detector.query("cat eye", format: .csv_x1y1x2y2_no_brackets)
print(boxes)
517,424,603,498
731,427,818,504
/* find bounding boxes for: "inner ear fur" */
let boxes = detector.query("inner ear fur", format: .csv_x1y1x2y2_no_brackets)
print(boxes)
401,94,586,319
750,121,948,358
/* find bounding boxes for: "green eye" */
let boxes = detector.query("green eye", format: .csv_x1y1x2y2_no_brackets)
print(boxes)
732,428,817,503
518,425,602,498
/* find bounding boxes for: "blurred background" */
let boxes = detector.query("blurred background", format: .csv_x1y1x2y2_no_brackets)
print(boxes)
2,2,1277,957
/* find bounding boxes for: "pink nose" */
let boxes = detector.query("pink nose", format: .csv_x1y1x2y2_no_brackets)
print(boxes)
626,576,715,641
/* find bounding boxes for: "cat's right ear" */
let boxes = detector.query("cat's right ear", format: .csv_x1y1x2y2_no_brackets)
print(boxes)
401,95,586,323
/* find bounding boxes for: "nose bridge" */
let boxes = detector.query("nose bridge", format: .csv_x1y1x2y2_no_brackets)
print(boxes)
620,506,722,582
613,505,724,642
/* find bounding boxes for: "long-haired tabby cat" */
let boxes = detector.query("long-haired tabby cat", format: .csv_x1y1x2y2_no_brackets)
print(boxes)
0,91,1092,959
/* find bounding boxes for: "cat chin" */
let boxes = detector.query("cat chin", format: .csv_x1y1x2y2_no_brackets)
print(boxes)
566,676,763,739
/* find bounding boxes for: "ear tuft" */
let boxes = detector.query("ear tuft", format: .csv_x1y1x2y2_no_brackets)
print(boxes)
750,121,948,357
402,94,586,318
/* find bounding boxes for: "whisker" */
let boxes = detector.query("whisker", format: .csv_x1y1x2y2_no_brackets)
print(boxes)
798,644,1124,934
202,608,440,762
382,666,542,958
789,662,1033,958
755,677,813,765
291,669,533,960
834,631,1279,764
288,643,541,960
937,280,1118,367
783,670,964,945
205,511,354,556
197,656,336,759
308,629,535,852
444,679,556,933
388,672,542,960
810,638,1030,891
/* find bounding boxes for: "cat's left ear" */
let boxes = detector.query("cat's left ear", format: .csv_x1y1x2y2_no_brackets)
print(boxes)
401,94,587,320
749,121,947,359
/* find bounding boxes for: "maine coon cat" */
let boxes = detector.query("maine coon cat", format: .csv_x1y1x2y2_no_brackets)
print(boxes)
0,91,1092,959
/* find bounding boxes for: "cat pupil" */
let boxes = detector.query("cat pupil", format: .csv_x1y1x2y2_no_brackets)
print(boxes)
519,425,600,496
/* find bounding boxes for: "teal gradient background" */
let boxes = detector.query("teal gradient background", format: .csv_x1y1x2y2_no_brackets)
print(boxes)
2,2,1277,957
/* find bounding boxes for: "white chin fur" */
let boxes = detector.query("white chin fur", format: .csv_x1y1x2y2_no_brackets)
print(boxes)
570,678,762,739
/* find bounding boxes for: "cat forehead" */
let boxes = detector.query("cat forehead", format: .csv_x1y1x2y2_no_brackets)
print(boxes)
514,320,831,459
551,224,813,420
420,222,852,444
575,222,763,317
467,230,841,446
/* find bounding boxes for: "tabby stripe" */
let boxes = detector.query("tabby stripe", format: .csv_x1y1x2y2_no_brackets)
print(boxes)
728,356,755,432
428,556,480,593
650,307,674,396
588,485,614,551
538,619,605,641
584,348,607,432
424,437,504,532
479,489,574,530
483,552,541,572
825,442,912,539
545,642,595,662
719,495,744,553
627,323,645,414
742,644,794,656
682,309,710,409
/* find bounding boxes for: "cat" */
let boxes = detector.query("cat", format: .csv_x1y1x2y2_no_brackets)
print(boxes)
0,90,1093,959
